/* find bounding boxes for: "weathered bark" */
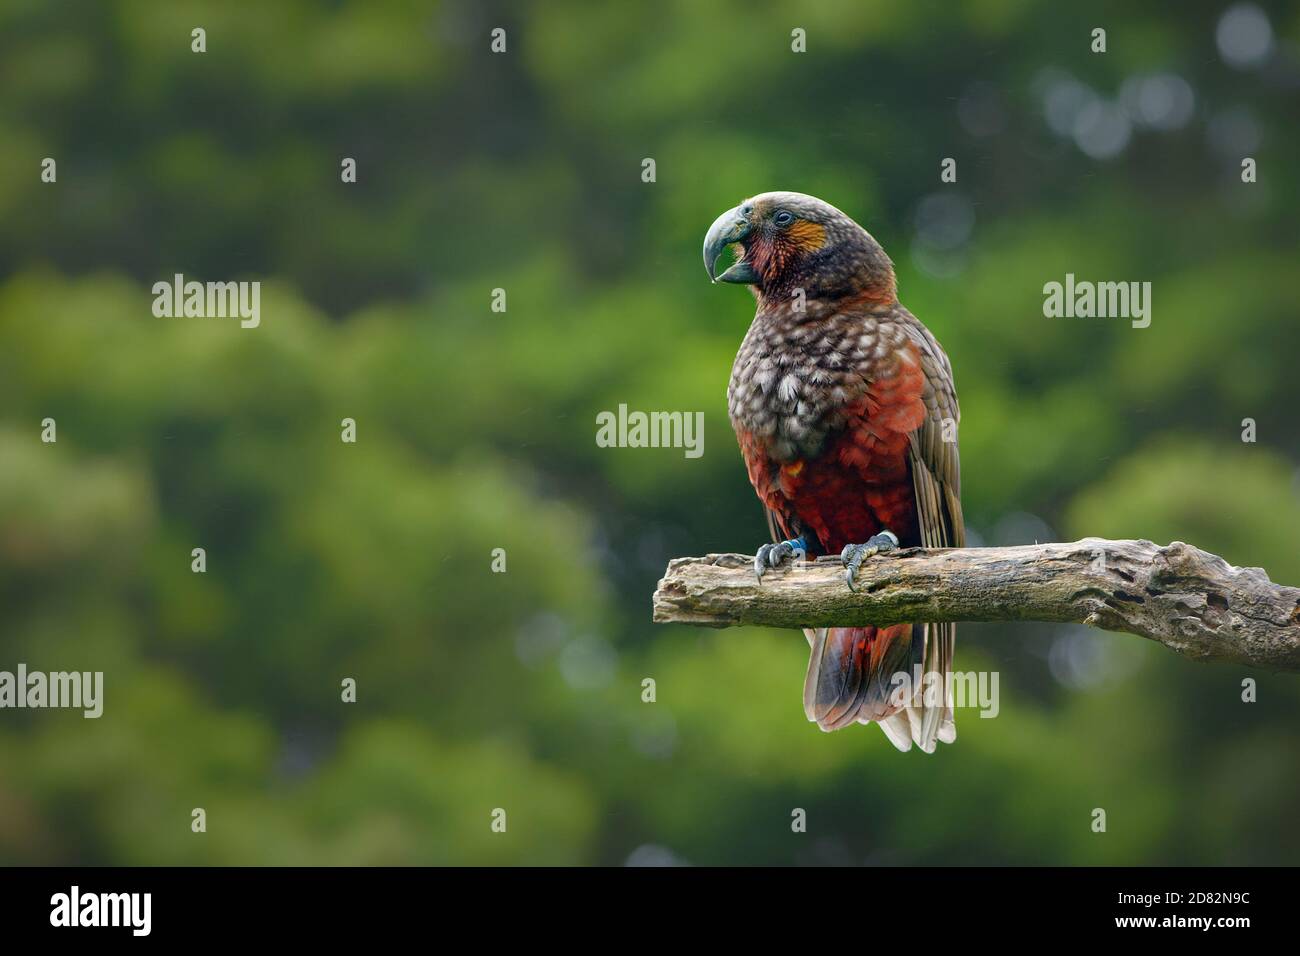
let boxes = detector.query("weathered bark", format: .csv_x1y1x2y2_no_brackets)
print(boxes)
652,538,1300,671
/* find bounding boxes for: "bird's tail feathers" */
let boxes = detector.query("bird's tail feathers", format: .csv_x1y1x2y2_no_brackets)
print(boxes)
802,623,956,752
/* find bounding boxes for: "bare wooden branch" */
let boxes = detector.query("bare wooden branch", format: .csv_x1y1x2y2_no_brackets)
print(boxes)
652,538,1300,671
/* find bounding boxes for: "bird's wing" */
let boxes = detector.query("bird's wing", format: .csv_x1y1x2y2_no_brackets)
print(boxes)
902,315,963,547
900,314,964,750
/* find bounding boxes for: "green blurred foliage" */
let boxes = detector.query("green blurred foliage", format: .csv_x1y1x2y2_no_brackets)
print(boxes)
1,0,1298,865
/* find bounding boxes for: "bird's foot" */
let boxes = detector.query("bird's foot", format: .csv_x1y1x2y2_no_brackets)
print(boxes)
841,532,899,591
754,536,807,584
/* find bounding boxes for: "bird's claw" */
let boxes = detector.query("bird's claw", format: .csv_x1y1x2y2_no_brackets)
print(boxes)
841,531,899,591
754,536,807,584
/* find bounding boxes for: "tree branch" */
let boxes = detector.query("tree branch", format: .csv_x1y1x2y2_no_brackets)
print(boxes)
652,538,1300,671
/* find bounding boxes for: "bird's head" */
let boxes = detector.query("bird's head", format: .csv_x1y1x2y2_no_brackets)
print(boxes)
703,191,896,307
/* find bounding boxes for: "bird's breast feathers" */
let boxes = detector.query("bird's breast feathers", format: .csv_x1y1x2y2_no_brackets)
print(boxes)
727,303,923,465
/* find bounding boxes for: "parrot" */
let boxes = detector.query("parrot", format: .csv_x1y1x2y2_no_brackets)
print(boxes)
703,191,964,752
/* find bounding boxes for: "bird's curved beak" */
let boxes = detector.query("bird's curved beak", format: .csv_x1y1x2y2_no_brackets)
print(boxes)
703,205,758,284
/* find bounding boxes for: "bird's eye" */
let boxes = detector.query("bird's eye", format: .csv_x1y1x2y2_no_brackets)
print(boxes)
773,210,794,226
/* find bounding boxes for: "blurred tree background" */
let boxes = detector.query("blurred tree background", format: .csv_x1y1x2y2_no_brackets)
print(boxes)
1,0,1298,865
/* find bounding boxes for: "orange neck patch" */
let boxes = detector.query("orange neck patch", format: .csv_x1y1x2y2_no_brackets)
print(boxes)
787,219,827,253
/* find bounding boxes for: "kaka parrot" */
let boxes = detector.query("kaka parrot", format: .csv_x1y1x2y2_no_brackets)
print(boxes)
704,191,964,753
